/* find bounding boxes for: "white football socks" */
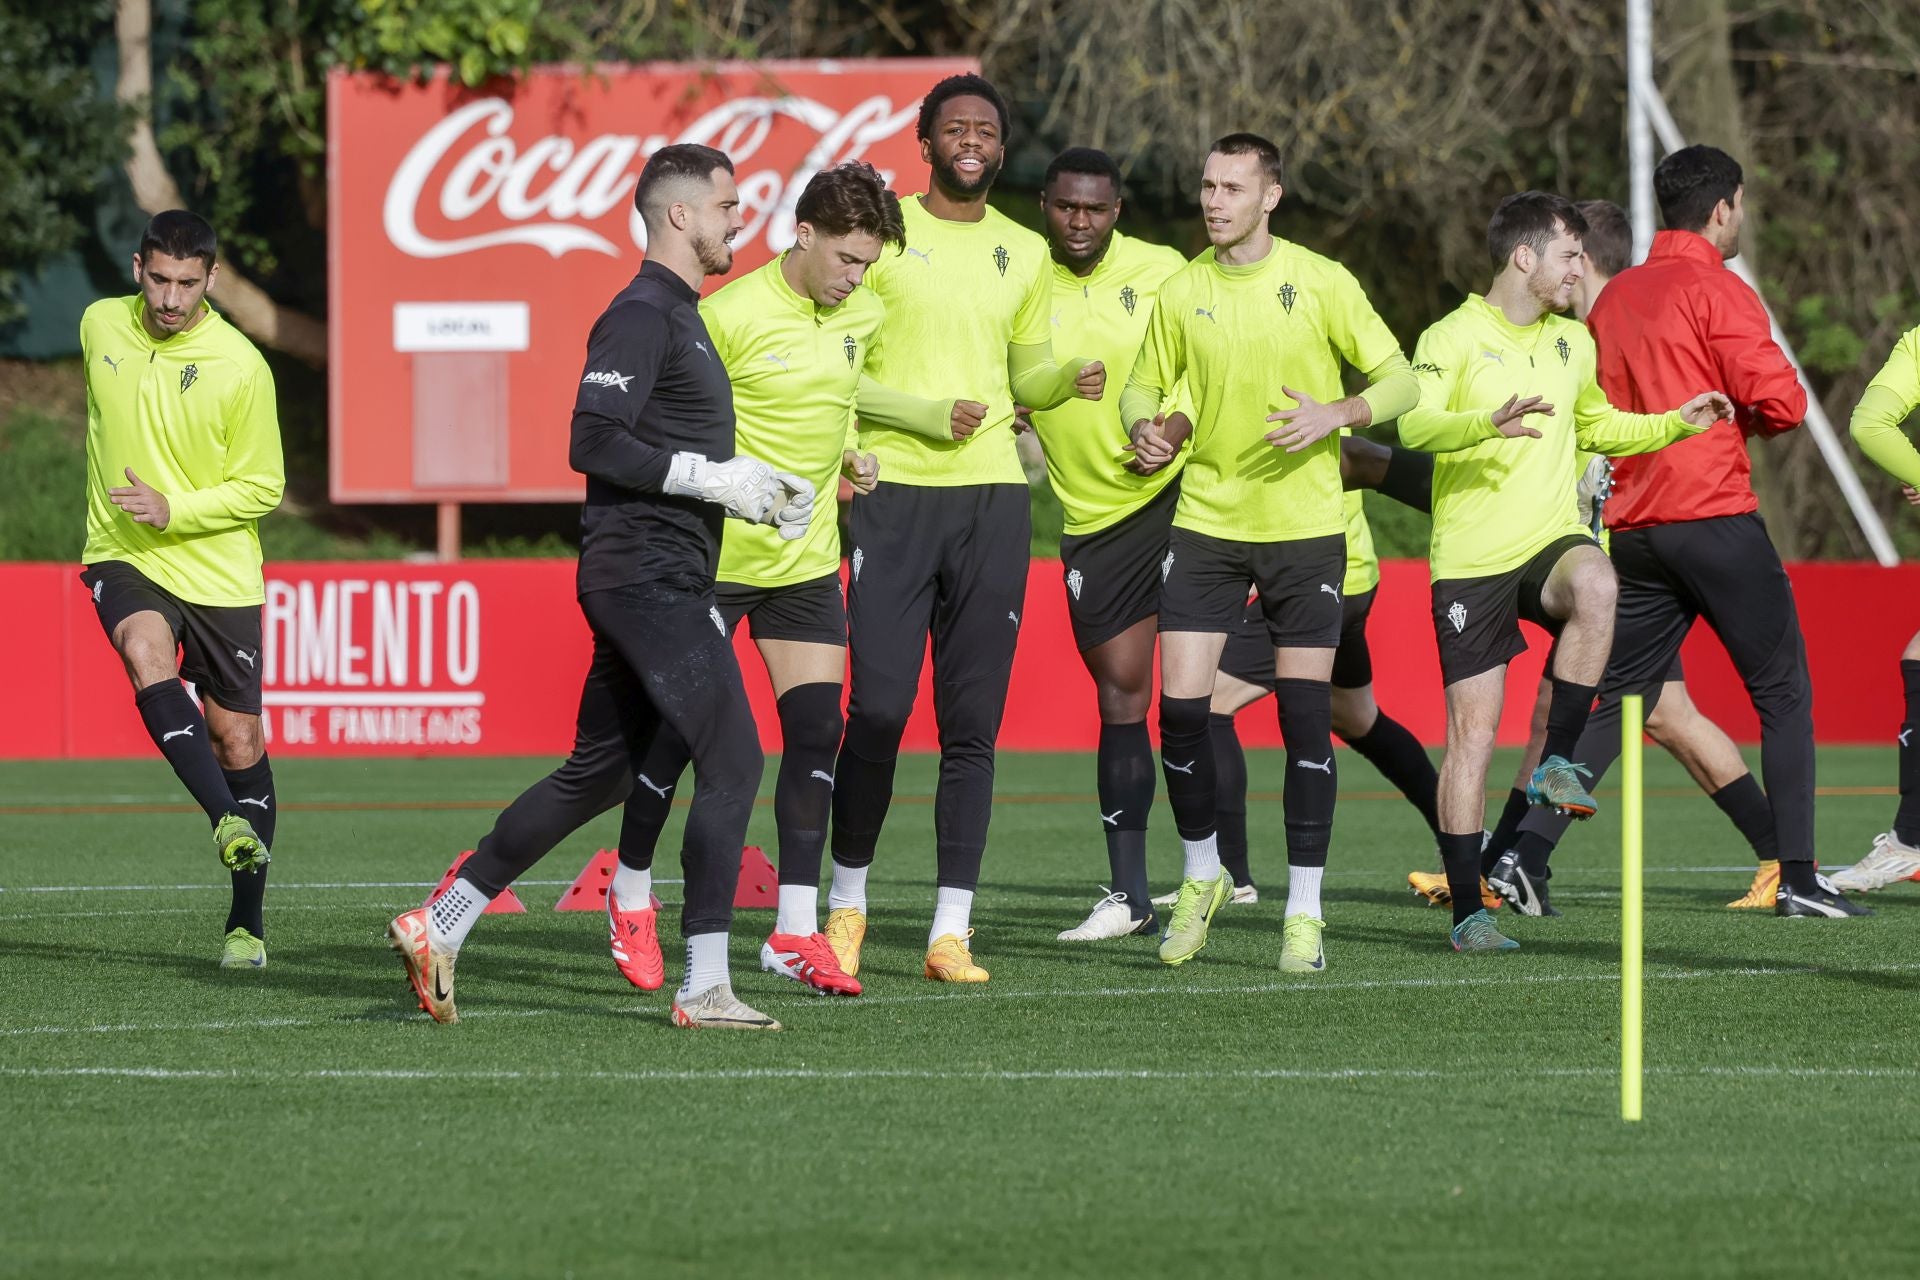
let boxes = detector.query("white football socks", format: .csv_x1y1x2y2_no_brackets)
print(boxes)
929,886,974,945
1286,864,1324,919
1181,833,1222,883
776,884,819,937
827,859,869,913
428,877,489,953
678,933,729,1000
610,861,653,911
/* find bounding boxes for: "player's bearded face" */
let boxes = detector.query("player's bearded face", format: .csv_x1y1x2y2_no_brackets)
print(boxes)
1527,228,1586,313
134,251,214,336
692,170,745,275
1714,188,1745,260
923,96,1004,197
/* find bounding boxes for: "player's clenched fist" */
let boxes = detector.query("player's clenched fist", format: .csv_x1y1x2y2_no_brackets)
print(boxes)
841,449,880,495
949,399,989,440
1074,360,1106,401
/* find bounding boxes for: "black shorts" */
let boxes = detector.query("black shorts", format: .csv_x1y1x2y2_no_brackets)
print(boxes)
1219,586,1378,691
80,561,265,715
1157,528,1346,648
1056,478,1180,650
714,573,846,646
1431,533,1598,687
845,481,1031,687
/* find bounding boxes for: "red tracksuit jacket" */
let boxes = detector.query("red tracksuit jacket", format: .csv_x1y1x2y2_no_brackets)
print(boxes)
1589,229,1807,531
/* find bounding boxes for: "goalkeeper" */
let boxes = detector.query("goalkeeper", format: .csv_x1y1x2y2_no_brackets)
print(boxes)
386,145,808,1031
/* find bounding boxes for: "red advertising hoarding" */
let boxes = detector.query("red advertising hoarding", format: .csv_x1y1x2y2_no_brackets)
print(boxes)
327,59,973,503
9,559,1915,760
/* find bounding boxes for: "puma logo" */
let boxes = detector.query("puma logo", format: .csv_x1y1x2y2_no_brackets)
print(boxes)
637,774,673,798
764,352,790,371
101,354,123,375
1903,729,1912,747
236,796,271,809
162,726,196,743
1194,307,1216,323
1100,809,1123,827
1320,583,1340,601
810,770,835,785
1165,760,1195,775
905,247,933,263
234,648,256,669
1295,758,1333,774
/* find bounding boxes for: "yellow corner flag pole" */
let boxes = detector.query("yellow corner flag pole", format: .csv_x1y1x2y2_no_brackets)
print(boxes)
1621,693,1644,1123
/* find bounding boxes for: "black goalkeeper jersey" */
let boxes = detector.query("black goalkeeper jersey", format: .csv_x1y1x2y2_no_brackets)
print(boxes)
569,260,736,595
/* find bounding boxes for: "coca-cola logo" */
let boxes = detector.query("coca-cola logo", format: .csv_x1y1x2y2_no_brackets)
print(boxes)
383,94,918,260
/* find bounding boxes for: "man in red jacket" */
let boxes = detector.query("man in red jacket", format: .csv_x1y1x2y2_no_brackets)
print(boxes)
1499,146,1865,919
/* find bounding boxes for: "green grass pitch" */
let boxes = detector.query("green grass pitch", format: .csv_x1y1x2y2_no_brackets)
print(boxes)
2,747,1915,1278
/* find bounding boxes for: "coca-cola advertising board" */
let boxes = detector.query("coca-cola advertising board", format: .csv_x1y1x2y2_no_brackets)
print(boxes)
328,59,974,503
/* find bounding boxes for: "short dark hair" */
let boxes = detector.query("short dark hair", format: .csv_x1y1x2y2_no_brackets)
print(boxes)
138,210,217,268
1575,199,1632,277
1655,144,1743,233
916,74,1009,141
1208,132,1284,188
795,161,906,250
1043,147,1125,200
1487,191,1587,267
632,143,734,227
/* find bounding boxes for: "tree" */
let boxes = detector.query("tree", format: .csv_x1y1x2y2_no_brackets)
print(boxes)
0,4,127,322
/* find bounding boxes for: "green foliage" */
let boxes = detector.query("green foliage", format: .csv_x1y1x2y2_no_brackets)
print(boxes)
0,5,126,321
0,410,87,560
1789,295,1868,377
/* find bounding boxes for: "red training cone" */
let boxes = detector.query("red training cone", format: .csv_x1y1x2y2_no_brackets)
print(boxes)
555,849,664,912
427,851,526,914
734,845,778,908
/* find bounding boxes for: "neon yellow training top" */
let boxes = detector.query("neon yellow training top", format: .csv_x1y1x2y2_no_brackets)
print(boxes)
1029,231,1191,535
1121,238,1416,544
1401,295,1701,582
1850,324,1920,488
856,195,1059,487
701,255,885,588
80,296,284,607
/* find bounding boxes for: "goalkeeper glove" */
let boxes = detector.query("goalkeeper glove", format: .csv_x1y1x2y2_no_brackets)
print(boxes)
665,452,814,538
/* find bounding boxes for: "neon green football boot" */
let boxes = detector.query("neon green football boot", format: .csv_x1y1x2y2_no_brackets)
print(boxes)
220,927,266,969
1278,914,1326,972
1157,870,1231,966
213,813,270,872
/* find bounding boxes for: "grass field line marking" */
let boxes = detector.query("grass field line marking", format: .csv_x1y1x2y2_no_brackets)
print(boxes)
814,960,1920,1009
0,903,422,922
5,1063,1920,1086
9,962,1917,1041
0,1007,554,1039
0,878,683,895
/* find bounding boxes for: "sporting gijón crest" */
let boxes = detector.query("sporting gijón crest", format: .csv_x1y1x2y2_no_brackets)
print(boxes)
844,335,858,367
180,363,199,394
1119,285,1137,316
1278,283,1297,314
993,245,1009,276
1555,336,1570,365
